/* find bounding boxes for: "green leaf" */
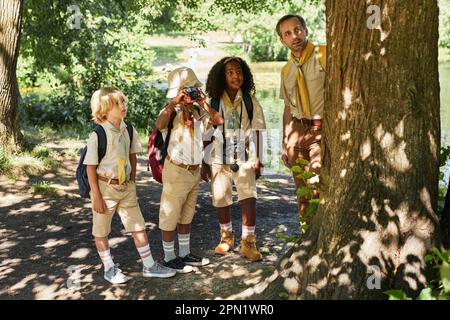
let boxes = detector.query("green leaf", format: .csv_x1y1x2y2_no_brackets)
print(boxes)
296,159,310,166
275,233,286,239
440,261,450,294
299,171,316,180
296,187,311,199
304,201,319,218
279,292,289,300
425,254,434,263
417,288,437,300
291,165,303,173
383,290,412,300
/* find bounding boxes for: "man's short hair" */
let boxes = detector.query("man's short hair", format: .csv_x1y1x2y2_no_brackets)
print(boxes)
276,14,307,37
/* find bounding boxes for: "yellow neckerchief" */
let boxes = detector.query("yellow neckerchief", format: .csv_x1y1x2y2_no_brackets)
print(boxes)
222,89,242,121
292,41,315,118
108,121,128,185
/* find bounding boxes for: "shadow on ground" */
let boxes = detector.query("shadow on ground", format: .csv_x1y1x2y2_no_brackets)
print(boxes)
0,155,299,300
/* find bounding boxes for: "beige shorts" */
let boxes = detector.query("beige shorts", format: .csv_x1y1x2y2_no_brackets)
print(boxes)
211,162,257,208
91,180,146,237
159,159,201,231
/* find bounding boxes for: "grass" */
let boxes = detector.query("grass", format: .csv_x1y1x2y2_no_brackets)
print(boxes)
32,181,59,196
439,47,450,64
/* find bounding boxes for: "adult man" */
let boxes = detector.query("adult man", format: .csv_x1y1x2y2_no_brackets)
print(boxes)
276,14,326,217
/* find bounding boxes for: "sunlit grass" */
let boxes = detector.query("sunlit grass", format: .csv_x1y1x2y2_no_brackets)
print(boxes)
32,181,59,196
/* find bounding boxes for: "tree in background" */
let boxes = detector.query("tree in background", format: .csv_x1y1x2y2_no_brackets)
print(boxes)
0,0,24,151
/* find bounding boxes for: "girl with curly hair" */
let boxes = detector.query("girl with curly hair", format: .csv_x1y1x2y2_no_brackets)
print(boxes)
203,57,266,262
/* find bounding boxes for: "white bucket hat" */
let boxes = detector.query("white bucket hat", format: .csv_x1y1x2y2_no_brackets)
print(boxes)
166,67,203,98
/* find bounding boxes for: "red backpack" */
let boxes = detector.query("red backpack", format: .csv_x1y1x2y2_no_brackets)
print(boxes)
147,113,175,183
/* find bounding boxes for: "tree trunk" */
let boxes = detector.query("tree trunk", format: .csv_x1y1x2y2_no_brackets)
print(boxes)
259,0,441,300
0,0,24,152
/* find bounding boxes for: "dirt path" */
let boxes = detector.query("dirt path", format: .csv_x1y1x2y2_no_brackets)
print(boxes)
0,147,299,300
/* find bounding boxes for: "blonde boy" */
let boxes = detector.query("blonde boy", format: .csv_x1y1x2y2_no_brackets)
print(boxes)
84,87,175,284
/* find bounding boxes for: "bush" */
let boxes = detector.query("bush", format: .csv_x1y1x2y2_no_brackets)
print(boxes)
0,148,11,174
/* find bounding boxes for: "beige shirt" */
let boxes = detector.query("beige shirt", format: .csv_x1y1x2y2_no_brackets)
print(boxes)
160,106,209,165
209,90,266,164
280,48,325,120
83,120,141,180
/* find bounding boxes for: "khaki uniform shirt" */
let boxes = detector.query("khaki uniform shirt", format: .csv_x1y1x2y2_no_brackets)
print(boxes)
84,120,141,180
280,48,325,120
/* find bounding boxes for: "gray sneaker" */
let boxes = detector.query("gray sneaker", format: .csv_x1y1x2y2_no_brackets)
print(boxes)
104,264,128,284
143,262,177,278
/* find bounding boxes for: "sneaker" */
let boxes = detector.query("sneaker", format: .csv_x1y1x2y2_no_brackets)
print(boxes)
181,253,210,267
143,262,177,278
104,264,128,284
214,230,234,255
163,257,193,273
240,234,262,262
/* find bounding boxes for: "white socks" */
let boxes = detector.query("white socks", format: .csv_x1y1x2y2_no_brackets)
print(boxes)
178,233,191,258
242,225,255,238
220,222,233,232
163,240,176,262
137,245,155,268
98,249,115,270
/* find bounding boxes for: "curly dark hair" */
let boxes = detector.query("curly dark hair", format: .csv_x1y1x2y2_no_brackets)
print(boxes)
205,56,255,100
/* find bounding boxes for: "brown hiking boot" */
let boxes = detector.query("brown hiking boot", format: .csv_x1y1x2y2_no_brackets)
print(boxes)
240,234,262,262
214,230,234,255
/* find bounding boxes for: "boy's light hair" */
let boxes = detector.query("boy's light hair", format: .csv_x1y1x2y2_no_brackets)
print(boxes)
90,87,126,124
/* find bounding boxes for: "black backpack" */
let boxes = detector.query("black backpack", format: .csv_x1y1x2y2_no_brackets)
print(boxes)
76,121,133,198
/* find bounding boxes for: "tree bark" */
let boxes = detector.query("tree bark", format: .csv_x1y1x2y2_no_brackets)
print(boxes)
259,0,441,300
0,0,24,152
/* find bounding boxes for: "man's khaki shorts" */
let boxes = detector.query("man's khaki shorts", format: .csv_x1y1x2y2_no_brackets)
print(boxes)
159,159,201,231
211,162,257,208
92,180,146,237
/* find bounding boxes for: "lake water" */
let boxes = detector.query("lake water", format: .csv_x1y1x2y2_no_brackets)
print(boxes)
251,62,450,182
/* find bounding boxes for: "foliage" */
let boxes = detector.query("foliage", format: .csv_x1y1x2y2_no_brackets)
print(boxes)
292,158,320,233
384,247,450,300
32,181,59,196
438,145,450,215
439,0,450,49
0,148,12,174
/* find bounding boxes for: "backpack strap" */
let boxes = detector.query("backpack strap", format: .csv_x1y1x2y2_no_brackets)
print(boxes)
124,120,134,149
93,125,107,163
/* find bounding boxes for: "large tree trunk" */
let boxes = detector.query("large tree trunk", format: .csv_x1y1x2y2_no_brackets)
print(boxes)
257,0,441,300
0,0,24,152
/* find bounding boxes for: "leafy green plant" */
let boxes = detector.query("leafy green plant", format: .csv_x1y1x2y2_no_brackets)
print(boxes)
384,247,450,300
291,159,320,233
0,148,12,174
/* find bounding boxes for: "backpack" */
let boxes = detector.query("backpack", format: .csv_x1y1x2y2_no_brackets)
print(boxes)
76,121,133,198
147,112,176,184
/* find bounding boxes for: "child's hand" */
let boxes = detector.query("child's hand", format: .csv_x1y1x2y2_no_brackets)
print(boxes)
92,192,107,214
201,163,212,182
253,160,264,180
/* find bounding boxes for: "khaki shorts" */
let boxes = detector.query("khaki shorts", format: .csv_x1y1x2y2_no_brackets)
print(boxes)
91,180,146,237
211,162,257,208
159,159,201,231
286,118,322,188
